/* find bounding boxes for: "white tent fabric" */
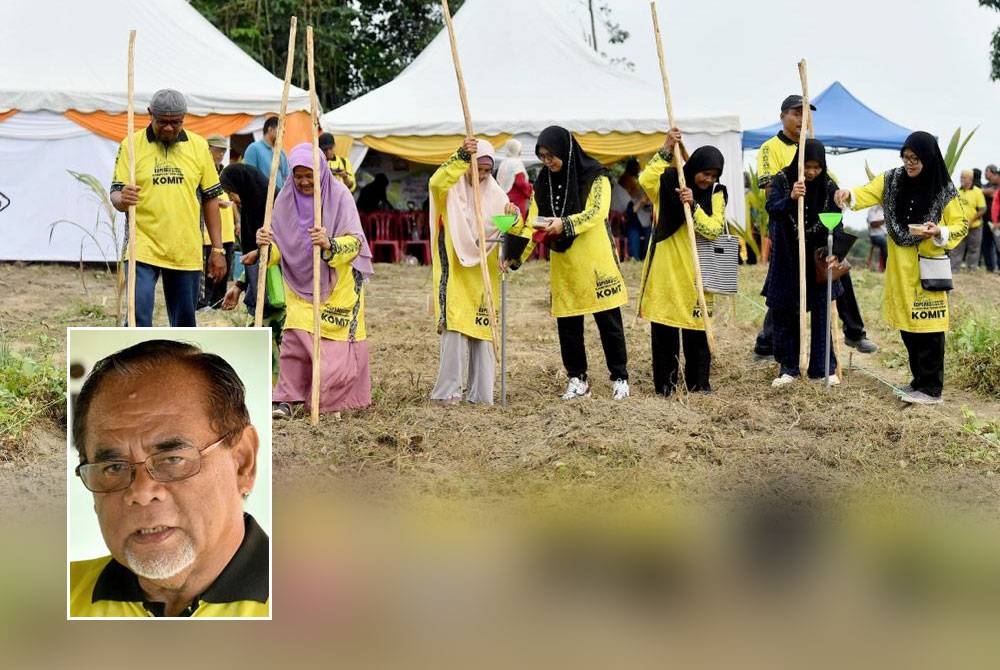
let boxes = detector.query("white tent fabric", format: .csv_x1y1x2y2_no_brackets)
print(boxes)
0,0,310,115
0,112,121,262
321,0,744,222
0,0,311,262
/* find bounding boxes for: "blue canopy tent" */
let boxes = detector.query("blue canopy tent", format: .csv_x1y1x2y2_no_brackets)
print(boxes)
742,81,914,154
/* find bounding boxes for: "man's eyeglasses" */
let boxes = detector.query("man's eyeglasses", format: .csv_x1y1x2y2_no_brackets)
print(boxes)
75,431,237,493
901,154,922,166
152,116,184,129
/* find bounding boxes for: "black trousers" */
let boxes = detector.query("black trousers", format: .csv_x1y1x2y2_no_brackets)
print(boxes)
771,299,837,379
836,272,866,341
755,272,867,355
651,323,710,395
900,330,945,397
556,307,628,381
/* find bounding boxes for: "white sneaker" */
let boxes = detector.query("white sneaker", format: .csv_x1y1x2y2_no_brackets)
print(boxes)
771,373,797,388
900,390,943,405
815,374,840,386
561,376,591,401
612,378,630,400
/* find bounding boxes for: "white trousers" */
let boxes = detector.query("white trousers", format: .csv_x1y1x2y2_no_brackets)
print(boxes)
430,330,495,404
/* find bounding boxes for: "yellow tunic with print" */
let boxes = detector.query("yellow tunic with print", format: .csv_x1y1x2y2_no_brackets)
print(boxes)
520,176,628,318
268,235,367,341
956,185,986,229
637,152,724,330
429,150,502,341
850,173,968,333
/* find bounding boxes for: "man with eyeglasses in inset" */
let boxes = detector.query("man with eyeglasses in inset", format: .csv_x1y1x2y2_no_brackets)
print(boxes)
69,340,268,617
110,89,227,327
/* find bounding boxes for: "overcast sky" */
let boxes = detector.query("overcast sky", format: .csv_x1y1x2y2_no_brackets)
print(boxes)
560,0,1000,226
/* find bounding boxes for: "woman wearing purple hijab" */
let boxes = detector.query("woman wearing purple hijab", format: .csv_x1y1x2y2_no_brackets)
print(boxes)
257,143,375,419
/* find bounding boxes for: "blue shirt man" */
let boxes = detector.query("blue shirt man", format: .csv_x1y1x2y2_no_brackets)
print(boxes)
243,116,289,190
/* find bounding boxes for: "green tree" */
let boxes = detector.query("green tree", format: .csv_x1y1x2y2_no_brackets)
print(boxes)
980,0,1000,79
191,0,464,110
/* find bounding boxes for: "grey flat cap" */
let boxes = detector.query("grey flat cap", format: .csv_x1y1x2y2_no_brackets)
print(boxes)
149,89,188,115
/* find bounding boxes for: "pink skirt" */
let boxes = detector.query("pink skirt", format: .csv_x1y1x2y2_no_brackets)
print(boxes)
273,329,371,413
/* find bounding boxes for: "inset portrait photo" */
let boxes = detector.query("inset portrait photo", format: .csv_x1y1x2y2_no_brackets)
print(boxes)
66,328,272,619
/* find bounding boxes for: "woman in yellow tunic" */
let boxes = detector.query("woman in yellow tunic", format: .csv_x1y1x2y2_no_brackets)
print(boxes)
428,138,518,405
511,125,630,400
637,130,726,396
256,143,375,419
835,131,968,405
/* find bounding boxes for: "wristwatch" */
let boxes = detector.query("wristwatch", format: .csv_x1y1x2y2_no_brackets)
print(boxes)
321,247,334,262
211,247,225,255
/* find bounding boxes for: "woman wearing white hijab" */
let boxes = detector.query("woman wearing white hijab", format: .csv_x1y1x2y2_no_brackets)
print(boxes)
428,137,520,405
496,139,532,217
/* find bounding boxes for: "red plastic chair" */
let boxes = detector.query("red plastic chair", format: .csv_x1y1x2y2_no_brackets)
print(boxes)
400,211,431,265
366,210,400,263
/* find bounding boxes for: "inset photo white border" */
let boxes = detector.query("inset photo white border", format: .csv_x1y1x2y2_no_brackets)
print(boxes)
66,327,272,619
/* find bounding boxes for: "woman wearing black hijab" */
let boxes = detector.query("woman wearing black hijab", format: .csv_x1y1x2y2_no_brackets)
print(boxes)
510,125,630,400
219,163,285,373
357,173,393,212
835,131,968,404
637,129,727,396
766,138,848,387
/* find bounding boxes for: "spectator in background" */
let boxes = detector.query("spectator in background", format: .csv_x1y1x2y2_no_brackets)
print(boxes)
619,158,652,261
200,134,237,309
496,139,532,218
243,116,289,192
981,164,1000,273
318,132,356,192
867,203,887,272
356,173,393,211
951,168,986,272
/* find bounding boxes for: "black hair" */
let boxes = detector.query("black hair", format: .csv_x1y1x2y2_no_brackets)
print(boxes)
72,340,251,462
263,116,279,134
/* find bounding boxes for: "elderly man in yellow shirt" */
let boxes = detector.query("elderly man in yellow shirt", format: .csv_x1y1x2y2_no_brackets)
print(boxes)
951,168,987,271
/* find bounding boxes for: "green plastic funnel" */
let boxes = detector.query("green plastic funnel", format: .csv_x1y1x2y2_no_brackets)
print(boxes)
493,213,517,234
818,212,842,231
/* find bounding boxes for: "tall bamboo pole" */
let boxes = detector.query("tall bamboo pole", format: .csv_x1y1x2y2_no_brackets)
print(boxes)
440,0,501,361
796,60,811,374
306,27,323,426
254,17,298,327
126,30,137,327
647,2,714,352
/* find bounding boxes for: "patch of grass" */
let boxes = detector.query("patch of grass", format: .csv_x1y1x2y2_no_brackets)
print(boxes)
0,338,64,453
948,311,1000,397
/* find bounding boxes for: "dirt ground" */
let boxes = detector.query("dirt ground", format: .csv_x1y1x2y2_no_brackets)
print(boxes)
3,258,1000,513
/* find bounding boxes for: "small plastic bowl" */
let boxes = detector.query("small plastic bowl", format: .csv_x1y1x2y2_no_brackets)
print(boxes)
493,213,517,233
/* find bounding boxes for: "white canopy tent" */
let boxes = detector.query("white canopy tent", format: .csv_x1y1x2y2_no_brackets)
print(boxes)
321,0,744,222
0,0,311,262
